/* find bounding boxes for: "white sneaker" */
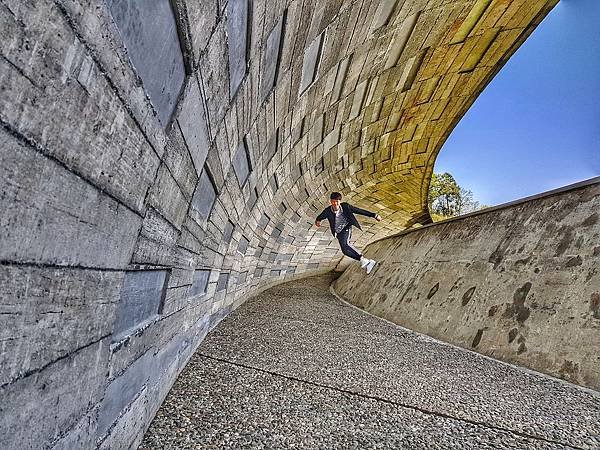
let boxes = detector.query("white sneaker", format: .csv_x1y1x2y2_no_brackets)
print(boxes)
366,259,376,274
360,256,369,268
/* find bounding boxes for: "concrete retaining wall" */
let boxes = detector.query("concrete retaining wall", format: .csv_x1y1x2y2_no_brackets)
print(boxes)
334,180,600,390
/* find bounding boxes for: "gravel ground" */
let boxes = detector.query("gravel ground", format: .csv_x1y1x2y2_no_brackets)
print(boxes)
141,274,600,449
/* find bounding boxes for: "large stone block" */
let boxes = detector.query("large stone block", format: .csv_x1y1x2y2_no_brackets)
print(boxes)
0,264,121,386
299,31,325,94
191,167,218,222
261,12,287,102
0,128,141,268
227,0,249,97
0,338,110,450
112,270,169,341
0,1,160,213
105,0,185,125
177,77,211,175
96,348,154,439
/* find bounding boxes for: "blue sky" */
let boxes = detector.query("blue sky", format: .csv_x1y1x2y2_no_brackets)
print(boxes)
434,0,600,206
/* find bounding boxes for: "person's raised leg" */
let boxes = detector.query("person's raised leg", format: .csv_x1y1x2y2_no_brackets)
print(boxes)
336,228,361,261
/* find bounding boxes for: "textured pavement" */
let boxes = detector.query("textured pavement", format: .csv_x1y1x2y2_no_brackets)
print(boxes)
141,274,600,449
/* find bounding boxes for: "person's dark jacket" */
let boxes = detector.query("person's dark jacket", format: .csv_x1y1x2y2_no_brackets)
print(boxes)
316,202,376,236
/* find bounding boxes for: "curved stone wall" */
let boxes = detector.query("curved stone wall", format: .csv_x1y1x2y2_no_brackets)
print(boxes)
333,179,600,390
0,0,559,448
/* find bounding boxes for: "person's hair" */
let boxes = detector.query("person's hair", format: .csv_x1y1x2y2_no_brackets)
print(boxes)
330,192,342,200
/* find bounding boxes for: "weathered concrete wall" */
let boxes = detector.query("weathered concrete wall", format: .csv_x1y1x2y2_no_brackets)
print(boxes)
0,0,561,448
334,180,600,390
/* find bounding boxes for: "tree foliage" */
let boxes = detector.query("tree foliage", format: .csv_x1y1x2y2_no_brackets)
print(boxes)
428,172,488,221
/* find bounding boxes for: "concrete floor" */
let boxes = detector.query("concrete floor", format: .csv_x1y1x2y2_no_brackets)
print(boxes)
141,274,600,449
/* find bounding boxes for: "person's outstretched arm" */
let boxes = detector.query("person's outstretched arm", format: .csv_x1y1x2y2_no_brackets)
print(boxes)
315,209,328,227
350,205,382,221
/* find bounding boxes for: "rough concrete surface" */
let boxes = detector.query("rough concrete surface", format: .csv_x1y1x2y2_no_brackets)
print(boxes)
142,275,600,449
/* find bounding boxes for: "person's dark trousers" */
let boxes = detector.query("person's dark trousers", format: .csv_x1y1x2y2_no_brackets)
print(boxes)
336,226,362,261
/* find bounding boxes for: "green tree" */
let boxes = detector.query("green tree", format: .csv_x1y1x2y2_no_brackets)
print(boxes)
428,172,488,221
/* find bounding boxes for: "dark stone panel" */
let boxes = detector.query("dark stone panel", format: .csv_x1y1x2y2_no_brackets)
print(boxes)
233,141,251,186
299,31,325,93
97,349,154,438
227,0,249,97
265,128,279,164
113,270,168,340
190,270,211,296
223,220,235,243
370,0,398,31
217,273,229,292
248,187,259,209
106,0,185,125
259,213,271,229
261,11,287,101
178,78,210,175
192,167,217,220
238,236,250,255
269,174,279,192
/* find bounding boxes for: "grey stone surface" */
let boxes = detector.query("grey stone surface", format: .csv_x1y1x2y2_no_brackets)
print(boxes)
106,0,185,125
217,272,229,292
97,348,155,439
0,338,110,450
261,12,286,102
142,275,600,449
0,128,142,268
227,0,249,97
1,1,161,213
112,270,168,340
0,265,121,386
177,78,210,175
238,235,250,255
299,31,325,93
232,140,251,186
370,0,398,32
190,269,210,297
191,167,217,221
223,220,235,243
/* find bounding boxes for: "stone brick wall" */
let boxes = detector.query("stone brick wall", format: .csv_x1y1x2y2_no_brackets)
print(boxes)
334,180,600,391
0,0,560,448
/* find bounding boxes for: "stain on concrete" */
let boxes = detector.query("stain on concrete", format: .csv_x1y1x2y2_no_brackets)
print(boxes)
593,246,600,257
554,226,574,257
461,286,476,306
488,305,499,317
517,342,527,354
581,212,598,227
471,329,484,348
559,360,580,382
427,282,439,299
489,248,504,269
515,256,531,267
534,267,540,274
590,293,600,319
585,269,596,283
449,277,462,292
565,256,583,268
503,282,531,324
508,328,518,343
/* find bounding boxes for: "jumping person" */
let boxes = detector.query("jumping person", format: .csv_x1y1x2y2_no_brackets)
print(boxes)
315,192,382,274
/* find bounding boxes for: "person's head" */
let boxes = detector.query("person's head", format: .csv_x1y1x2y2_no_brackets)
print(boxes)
330,192,342,210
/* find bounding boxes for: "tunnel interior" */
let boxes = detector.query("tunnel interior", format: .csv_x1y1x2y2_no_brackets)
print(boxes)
0,0,568,448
